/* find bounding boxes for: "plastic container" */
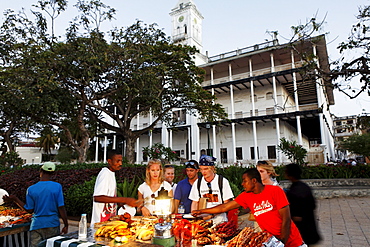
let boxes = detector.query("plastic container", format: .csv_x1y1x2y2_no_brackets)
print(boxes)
178,202,185,214
78,213,87,241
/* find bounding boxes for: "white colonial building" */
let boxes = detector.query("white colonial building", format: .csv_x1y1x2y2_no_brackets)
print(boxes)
100,0,336,165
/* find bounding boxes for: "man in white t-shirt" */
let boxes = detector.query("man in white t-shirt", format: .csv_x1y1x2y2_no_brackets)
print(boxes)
91,150,142,228
189,157,234,224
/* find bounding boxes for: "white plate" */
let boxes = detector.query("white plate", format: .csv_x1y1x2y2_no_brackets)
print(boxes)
0,189,9,205
182,214,195,219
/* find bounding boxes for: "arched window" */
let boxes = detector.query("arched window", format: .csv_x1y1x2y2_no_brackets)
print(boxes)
184,24,187,34
266,92,273,100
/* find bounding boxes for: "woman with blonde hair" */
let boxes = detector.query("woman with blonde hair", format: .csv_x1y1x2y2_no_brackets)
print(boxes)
257,160,279,185
138,159,173,216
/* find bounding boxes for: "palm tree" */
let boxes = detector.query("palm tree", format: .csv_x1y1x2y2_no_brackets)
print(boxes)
35,127,59,159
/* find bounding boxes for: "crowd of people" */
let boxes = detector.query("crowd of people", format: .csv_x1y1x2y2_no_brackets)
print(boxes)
2,150,321,247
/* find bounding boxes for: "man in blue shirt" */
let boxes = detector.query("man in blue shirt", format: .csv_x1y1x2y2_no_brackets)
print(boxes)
4,162,68,247
173,160,199,214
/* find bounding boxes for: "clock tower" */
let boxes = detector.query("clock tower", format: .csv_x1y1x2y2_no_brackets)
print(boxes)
170,0,206,65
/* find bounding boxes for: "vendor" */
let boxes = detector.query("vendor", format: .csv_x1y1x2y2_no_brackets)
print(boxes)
3,162,69,247
91,150,142,228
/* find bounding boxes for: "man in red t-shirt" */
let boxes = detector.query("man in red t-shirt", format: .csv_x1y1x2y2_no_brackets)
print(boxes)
192,168,305,247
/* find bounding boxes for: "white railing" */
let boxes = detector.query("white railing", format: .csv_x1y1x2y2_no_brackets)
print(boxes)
202,62,303,87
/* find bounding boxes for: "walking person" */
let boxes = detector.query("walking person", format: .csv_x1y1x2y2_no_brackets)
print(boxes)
284,163,321,246
4,162,69,247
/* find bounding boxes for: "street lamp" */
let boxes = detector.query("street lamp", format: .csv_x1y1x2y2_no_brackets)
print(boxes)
206,124,211,156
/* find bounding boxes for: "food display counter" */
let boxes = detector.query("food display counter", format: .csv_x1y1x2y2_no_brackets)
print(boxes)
40,212,281,247
0,222,30,247
0,207,32,247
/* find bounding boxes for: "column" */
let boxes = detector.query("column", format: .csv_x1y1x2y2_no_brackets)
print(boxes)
95,135,99,162
113,107,117,149
229,63,237,163
103,129,107,162
211,68,217,159
291,50,303,145
249,59,258,163
271,52,281,163
149,110,153,147
136,113,140,163
313,44,329,159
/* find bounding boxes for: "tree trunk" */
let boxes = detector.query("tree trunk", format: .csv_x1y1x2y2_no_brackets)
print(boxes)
125,136,137,164
4,122,15,152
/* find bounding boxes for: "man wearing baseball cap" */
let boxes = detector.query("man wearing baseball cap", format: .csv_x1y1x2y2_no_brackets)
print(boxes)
4,162,69,247
173,160,200,214
188,156,234,224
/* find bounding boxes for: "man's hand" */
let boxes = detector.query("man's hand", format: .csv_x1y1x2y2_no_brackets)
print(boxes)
191,209,203,217
3,195,16,203
61,225,68,235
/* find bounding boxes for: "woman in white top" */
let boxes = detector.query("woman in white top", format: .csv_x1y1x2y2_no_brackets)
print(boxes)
256,160,280,186
138,159,173,216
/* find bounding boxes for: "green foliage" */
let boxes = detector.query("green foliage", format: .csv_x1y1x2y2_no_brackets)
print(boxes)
0,151,24,167
64,177,96,217
55,147,76,164
278,138,308,165
142,143,178,163
117,177,140,199
340,133,370,160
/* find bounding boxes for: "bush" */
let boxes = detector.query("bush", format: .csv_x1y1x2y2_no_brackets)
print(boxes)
65,177,96,217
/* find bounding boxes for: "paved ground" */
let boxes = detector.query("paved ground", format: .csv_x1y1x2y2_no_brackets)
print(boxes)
67,196,370,247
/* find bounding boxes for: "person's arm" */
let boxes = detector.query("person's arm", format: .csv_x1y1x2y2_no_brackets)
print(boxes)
3,195,33,214
192,200,240,216
58,205,69,234
191,200,198,212
136,192,151,216
278,205,291,244
173,199,180,214
94,195,142,207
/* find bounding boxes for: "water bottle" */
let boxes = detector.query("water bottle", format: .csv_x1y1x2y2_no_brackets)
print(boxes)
78,213,87,241
178,202,185,214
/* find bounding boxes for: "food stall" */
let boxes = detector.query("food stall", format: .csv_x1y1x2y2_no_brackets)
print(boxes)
0,207,32,247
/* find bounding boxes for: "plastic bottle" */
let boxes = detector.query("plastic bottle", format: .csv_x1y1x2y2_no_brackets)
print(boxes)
178,202,185,214
78,213,87,241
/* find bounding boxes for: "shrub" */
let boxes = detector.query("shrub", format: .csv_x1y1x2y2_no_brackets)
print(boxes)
65,177,96,217
278,138,307,165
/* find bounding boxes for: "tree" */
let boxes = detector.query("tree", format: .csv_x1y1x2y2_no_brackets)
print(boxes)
142,143,178,164
340,133,370,161
87,21,227,163
278,137,308,165
287,6,370,100
0,0,114,163
35,127,59,160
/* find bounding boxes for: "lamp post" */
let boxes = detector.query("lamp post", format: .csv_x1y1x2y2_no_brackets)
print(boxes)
206,124,211,156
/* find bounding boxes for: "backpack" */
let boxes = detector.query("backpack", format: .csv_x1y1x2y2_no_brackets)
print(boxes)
197,174,225,203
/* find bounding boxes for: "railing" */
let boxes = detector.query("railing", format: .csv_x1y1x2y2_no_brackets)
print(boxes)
202,62,303,87
208,39,279,62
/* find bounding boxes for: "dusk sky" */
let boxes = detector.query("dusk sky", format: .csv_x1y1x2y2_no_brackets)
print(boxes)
1,0,369,116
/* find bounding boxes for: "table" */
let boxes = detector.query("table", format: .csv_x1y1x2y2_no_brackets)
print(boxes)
39,234,164,247
0,222,30,247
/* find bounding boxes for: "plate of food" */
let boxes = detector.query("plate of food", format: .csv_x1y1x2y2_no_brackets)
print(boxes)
182,214,195,219
0,189,9,205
